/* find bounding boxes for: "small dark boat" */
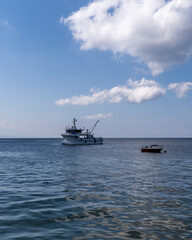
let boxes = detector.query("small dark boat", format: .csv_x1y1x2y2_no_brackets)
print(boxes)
141,145,163,153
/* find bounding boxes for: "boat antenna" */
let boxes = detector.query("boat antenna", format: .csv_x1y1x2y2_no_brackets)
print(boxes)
73,118,77,128
89,120,99,133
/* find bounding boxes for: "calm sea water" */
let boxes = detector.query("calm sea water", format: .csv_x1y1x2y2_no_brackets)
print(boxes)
0,138,192,240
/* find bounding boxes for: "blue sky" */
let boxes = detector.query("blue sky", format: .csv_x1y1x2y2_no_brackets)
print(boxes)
0,0,192,138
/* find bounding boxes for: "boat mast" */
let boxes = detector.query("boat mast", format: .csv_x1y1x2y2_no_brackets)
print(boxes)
73,118,77,128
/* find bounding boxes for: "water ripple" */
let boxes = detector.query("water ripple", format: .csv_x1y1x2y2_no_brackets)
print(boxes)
0,138,192,239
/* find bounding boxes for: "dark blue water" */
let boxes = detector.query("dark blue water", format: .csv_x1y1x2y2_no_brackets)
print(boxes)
0,138,192,239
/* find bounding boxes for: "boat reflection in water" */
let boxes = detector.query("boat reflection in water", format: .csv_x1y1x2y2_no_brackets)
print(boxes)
141,145,163,153
61,118,103,145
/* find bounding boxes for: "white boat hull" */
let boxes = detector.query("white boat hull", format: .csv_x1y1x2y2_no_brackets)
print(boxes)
62,137,103,145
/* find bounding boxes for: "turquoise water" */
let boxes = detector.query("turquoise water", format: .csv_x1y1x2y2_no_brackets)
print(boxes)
0,138,192,239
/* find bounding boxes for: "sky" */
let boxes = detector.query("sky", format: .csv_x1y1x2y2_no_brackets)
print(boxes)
0,0,192,138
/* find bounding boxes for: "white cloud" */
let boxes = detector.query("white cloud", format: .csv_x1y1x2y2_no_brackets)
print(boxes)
55,78,166,106
0,20,13,29
82,113,113,119
0,120,15,129
168,82,192,98
62,0,192,75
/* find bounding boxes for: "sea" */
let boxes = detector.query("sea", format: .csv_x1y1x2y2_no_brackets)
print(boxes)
0,138,192,240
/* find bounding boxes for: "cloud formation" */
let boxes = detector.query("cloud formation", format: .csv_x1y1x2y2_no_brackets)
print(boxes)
55,78,166,106
62,0,192,75
0,20,13,29
168,82,192,98
0,120,15,129
82,113,113,119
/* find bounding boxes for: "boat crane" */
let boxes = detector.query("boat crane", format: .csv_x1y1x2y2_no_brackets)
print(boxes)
88,120,100,134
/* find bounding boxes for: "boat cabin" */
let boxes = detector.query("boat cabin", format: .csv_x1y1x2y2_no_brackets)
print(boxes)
66,128,82,134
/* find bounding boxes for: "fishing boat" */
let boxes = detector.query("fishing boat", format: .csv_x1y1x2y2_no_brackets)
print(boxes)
141,145,163,153
61,118,103,145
